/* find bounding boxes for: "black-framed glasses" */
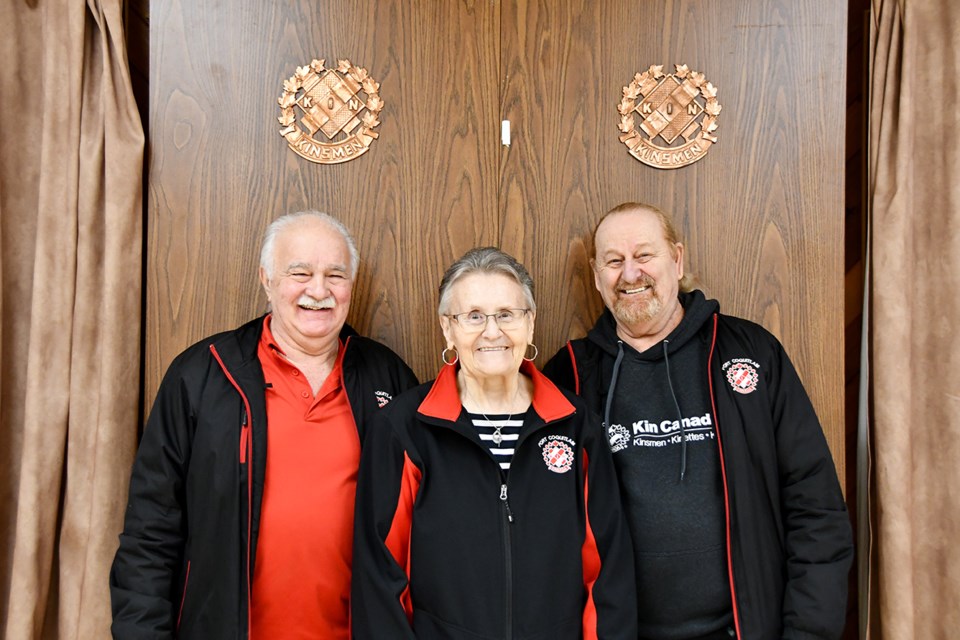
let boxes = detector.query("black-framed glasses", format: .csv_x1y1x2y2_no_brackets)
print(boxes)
446,308,530,331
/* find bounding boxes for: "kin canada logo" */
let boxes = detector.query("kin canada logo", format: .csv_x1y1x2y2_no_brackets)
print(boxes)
723,359,760,395
608,423,631,453
539,435,575,474
277,58,383,164
618,64,721,169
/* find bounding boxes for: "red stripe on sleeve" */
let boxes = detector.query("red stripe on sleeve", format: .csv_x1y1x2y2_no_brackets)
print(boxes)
581,450,600,640
566,342,581,395
384,452,421,623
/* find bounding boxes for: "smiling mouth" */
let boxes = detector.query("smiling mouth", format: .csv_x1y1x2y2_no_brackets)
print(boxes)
620,285,651,295
477,346,509,352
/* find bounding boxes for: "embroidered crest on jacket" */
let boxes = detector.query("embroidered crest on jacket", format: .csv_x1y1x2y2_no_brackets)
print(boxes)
539,436,575,473
722,358,761,394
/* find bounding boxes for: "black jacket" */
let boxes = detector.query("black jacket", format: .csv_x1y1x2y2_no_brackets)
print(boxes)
110,316,417,639
543,292,854,640
351,360,637,640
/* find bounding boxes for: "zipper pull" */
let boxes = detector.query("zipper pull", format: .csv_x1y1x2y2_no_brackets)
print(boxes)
239,407,249,464
500,484,514,523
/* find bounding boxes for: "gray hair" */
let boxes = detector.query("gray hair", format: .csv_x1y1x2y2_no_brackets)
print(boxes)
259,210,360,279
438,247,536,315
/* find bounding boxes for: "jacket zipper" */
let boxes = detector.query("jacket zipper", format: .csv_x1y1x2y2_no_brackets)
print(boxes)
706,314,742,639
239,406,249,464
425,408,571,640
500,481,514,640
209,345,255,638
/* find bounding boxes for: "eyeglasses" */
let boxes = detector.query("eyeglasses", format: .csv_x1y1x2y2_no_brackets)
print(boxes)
446,308,531,331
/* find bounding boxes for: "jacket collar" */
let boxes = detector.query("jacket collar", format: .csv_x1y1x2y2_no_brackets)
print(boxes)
418,359,575,423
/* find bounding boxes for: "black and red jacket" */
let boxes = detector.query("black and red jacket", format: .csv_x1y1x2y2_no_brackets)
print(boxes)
109,315,417,639
351,360,637,639
543,291,854,640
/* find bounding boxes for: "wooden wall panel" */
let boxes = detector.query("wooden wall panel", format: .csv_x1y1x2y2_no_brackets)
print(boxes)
147,0,848,486
146,0,500,404
499,0,848,478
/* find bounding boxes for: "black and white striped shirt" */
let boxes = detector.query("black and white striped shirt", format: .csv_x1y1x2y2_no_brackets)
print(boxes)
467,412,524,471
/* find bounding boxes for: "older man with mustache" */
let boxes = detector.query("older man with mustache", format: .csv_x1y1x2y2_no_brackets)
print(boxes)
110,211,417,640
544,202,853,640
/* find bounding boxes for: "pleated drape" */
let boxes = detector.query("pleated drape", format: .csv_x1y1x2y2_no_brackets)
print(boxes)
867,0,960,637
0,1,144,637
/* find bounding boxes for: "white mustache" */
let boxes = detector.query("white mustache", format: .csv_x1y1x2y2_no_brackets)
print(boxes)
297,295,336,310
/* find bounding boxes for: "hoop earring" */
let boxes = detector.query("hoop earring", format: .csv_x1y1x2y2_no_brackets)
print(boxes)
523,343,539,362
442,346,459,365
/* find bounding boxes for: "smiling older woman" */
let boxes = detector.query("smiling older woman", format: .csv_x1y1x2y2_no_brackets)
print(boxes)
352,247,636,640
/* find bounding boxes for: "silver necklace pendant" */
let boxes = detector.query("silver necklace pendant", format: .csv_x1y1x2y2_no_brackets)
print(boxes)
492,428,503,445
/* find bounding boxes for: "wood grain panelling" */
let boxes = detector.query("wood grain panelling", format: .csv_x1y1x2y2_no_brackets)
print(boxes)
499,0,848,476
146,0,499,405
147,0,848,485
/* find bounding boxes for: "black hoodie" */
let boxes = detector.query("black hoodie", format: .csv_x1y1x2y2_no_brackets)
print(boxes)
578,291,732,638
544,290,853,640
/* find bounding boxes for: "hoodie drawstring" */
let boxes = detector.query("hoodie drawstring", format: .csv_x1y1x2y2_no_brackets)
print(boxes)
603,341,625,441
663,339,686,481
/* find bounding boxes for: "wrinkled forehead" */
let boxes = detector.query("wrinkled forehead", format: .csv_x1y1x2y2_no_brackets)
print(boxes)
275,219,351,266
594,209,669,254
449,272,528,306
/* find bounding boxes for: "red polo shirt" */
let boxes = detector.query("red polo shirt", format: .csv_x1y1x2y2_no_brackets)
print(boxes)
250,317,359,639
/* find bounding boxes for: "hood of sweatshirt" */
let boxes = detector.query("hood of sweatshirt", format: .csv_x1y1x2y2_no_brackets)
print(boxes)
586,289,719,359
587,289,720,480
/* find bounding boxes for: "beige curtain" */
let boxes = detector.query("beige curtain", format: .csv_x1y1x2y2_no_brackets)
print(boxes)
0,1,144,638
868,0,960,637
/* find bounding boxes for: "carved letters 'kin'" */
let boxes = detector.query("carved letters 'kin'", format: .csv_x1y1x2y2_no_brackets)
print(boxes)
618,64,721,169
278,58,383,164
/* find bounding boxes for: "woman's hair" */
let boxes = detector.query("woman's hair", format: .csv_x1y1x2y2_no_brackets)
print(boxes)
438,247,536,315
259,210,360,278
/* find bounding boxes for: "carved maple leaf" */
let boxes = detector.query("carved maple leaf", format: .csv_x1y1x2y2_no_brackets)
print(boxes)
701,82,718,99
675,64,690,78
649,64,664,78
623,84,641,100
295,65,310,79
361,111,379,127
705,101,722,116
704,120,719,133
690,71,705,87
353,67,369,82
337,59,352,73
618,99,635,115
311,59,325,73
283,78,298,93
366,95,384,112
278,111,295,126
362,78,380,94
279,93,297,109
619,114,635,132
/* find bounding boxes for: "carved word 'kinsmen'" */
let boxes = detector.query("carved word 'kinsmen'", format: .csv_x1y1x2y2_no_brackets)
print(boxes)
618,64,721,169
278,58,383,165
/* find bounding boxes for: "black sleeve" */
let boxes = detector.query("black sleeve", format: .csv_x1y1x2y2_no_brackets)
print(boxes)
579,409,638,639
770,343,854,640
351,409,419,639
109,361,193,639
